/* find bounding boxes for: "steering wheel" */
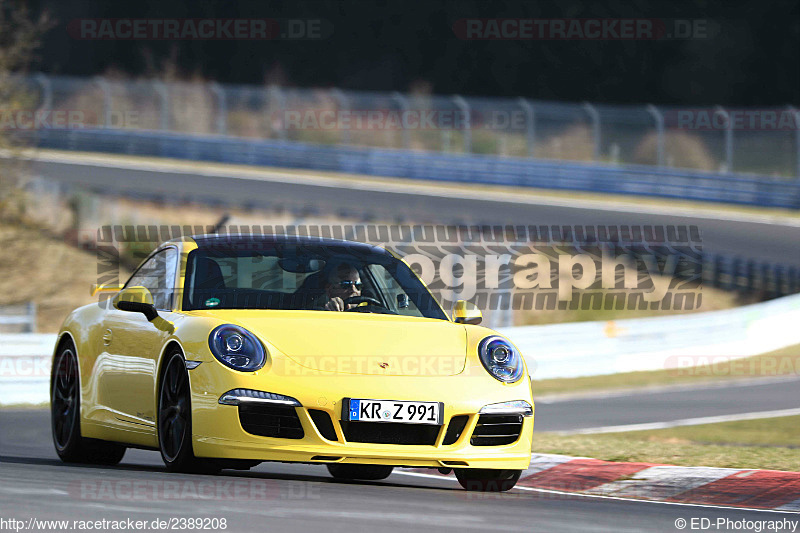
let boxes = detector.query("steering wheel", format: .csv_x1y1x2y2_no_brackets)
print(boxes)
343,296,385,310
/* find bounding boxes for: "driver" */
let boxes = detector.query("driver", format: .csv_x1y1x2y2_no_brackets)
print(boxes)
323,262,362,311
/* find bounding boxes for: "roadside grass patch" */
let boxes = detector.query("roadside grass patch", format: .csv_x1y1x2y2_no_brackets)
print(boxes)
535,415,800,472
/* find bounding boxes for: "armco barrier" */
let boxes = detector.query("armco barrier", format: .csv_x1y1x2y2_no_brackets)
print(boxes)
0,334,56,406
30,129,800,209
3,294,800,404
499,291,800,380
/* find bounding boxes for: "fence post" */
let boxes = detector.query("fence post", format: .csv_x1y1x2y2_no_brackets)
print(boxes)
153,81,170,131
712,255,724,289
790,106,800,179
267,85,286,141
26,301,36,333
330,89,350,145
646,104,665,167
745,259,756,292
94,76,112,128
714,106,733,173
518,98,536,157
391,92,410,149
452,95,471,153
582,102,601,161
789,266,799,294
209,82,227,135
35,73,52,115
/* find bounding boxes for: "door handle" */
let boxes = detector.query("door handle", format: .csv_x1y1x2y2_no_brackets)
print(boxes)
103,329,112,346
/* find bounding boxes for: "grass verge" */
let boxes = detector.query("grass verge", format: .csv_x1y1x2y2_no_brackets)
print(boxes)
534,415,800,472
533,343,800,398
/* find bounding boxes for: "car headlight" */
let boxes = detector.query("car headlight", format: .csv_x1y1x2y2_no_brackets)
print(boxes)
209,325,266,372
478,336,524,383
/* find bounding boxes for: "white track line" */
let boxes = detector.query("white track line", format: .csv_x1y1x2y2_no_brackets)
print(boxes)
394,471,800,514
551,407,800,435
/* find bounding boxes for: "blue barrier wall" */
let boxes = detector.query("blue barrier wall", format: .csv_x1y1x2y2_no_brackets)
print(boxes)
33,129,800,209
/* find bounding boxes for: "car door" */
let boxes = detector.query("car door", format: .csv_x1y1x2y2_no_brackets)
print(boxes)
100,247,179,432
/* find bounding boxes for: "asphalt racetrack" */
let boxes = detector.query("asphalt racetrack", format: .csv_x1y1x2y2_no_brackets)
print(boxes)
28,155,800,266
536,375,800,432
2,376,796,533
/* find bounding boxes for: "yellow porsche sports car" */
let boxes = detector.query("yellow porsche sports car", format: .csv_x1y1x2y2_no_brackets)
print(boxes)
51,234,534,491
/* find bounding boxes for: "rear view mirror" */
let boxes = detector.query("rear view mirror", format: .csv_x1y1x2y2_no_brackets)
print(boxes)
114,286,159,321
278,257,326,273
453,300,482,325
90,283,124,297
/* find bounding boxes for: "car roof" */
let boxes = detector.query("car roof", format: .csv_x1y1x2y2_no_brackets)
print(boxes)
183,233,391,256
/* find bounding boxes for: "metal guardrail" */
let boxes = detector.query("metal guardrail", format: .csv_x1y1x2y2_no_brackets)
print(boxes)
500,291,800,380
31,129,800,209
0,333,54,405
0,302,37,332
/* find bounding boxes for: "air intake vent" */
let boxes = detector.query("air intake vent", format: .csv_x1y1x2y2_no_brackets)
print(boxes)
239,404,304,439
443,415,469,445
341,421,439,445
470,414,522,446
308,409,338,441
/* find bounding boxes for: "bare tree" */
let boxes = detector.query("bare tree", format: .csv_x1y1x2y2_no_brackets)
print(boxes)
0,0,52,222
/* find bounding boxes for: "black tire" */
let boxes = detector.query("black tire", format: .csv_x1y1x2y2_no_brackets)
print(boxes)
51,340,126,465
454,469,521,492
326,463,394,481
158,349,218,474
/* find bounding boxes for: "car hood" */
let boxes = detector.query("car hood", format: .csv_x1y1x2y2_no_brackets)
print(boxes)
196,311,468,376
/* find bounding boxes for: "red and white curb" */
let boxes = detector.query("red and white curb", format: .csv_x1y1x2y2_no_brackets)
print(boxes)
404,453,800,512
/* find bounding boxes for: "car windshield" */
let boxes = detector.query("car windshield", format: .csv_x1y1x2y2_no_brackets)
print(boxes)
182,242,448,320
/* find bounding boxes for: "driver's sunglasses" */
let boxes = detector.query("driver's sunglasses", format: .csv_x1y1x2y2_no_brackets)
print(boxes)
338,280,362,290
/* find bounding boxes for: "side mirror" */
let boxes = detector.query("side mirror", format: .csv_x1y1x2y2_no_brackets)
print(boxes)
90,283,124,297
453,300,482,325
114,286,159,321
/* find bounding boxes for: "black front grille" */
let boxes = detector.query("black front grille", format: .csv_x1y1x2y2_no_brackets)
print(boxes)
443,415,469,445
308,409,338,441
239,404,304,439
341,421,440,445
470,414,523,446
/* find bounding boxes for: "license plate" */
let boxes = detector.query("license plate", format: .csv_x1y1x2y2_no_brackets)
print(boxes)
344,398,443,425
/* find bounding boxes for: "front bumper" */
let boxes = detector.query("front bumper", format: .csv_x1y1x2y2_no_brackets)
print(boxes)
188,358,534,470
